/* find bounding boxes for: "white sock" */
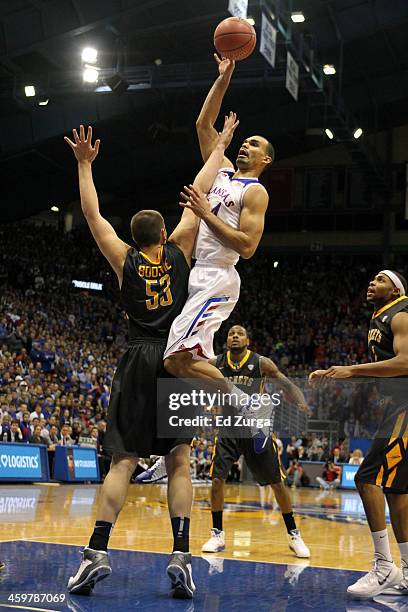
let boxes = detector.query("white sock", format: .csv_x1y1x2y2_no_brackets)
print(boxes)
398,542,408,567
372,529,392,562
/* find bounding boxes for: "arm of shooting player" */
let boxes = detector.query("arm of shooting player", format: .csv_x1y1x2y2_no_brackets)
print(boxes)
196,54,235,167
64,126,130,285
168,113,239,261
260,356,309,413
179,183,268,259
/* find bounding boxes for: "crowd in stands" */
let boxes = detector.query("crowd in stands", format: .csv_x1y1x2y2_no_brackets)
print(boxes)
0,222,405,483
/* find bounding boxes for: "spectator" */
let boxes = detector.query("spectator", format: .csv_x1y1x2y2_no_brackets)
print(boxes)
30,403,44,422
20,412,32,441
58,424,75,447
29,424,48,445
349,449,364,465
316,461,342,490
287,460,304,488
2,420,24,442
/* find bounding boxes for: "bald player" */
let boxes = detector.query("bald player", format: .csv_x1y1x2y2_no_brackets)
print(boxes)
163,55,273,399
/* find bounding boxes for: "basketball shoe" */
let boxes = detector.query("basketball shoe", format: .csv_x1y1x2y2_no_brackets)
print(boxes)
166,552,196,598
287,530,310,558
134,456,167,483
382,560,408,596
67,548,112,594
347,555,402,599
201,529,226,553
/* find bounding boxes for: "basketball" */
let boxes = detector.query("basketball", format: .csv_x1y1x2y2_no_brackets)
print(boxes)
214,17,256,61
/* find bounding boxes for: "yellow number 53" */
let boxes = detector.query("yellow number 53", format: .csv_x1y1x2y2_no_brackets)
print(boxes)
145,274,173,310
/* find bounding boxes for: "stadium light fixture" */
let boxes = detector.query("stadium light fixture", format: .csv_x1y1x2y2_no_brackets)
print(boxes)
323,64,336,75
24,85,36,97
291,12,305,23
325,128,334,140
246,17,255,26
353,128,363,139
81,47,98,64
83,66,99,83
50,205,59,212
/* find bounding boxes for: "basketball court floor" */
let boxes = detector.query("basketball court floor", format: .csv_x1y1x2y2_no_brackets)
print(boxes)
0,483,405,611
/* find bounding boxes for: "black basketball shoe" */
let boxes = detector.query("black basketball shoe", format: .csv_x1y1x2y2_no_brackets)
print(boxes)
67,548,112,594
166,552,196,599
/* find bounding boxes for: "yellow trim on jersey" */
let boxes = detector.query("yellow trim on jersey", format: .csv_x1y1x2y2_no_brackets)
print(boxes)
372,296,408,319
209,436,218,478
140,245,163,265
227,349,251,371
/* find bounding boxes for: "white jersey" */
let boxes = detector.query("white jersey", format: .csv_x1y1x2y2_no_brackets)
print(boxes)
193,168,266,266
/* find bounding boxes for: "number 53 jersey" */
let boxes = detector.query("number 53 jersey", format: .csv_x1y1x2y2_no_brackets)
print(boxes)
121,242,189,340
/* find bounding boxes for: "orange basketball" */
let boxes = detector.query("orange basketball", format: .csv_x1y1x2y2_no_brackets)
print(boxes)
214,17,256,61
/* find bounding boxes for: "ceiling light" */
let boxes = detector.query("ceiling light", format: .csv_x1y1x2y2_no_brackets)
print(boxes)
154,58,162,66
323,64,336,75
81,47,98,64
273,261,279,268
50,205,59,212
353,128,363,139
38,98,49,106
246,17,255,26
24,85,36,97
325,128,334,140
291,12,305,23
83,66,99,83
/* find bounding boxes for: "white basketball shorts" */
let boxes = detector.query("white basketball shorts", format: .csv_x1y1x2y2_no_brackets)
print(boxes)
163,262,241,361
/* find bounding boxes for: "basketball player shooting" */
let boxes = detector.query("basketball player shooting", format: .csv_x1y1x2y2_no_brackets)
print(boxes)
310,270,408,599
164,55,273,405
63,114,238,599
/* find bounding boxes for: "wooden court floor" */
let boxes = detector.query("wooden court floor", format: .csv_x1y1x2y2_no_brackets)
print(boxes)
0,482,402,573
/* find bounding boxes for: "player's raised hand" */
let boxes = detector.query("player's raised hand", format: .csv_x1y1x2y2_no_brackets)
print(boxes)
179,184,211,220
218,111,239,150
64,125,100,163
214,53,235,78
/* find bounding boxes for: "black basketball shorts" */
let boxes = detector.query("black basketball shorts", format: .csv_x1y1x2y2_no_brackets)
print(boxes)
355,408,408,494
210,435,286,486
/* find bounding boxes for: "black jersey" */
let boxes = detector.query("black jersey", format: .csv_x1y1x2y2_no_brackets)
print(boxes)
368,296,408,399
215,350,263,394
121,242,189,340
368,296,408,362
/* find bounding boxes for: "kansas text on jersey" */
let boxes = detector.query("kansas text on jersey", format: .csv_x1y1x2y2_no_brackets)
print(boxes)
193,168,268,266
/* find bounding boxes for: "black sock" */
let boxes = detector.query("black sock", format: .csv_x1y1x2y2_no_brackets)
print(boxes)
89,521,113,551
282,512,297,534
212,511,223,531
171,517,190,553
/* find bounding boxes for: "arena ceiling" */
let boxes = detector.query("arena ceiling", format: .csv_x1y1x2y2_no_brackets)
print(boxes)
0,0,407,222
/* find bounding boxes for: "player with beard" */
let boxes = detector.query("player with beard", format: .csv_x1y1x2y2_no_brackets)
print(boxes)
310,270,408,599
201,325,310,558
